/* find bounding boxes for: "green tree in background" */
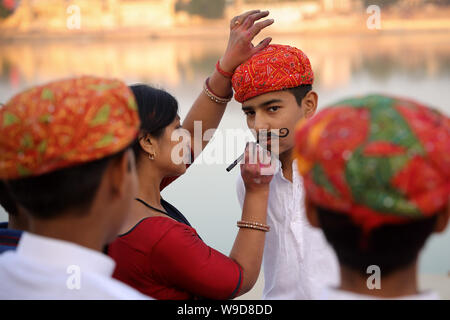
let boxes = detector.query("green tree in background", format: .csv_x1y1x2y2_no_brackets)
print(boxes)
243,0,316,3
363,0,399,8
429,0,450,5
176,0,226,19
363,0,450,7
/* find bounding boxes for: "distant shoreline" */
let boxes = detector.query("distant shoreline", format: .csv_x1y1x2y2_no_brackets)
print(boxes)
1,15,450,43
1,27,450,43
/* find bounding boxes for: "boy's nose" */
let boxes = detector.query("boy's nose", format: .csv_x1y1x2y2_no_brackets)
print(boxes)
254,115,270,133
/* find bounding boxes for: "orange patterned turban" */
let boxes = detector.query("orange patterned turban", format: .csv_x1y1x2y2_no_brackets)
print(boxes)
294,95,449,234
231,44,314,103
0,76,140,180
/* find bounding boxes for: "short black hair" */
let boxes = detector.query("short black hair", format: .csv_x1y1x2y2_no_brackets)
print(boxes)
0,181,18,216
6,150,127,220
129,85,179,161
287,84,312,106
316,206,438,276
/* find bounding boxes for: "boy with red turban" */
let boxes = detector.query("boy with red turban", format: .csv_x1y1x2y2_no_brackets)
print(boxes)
294,95,449,299
232,44,339,299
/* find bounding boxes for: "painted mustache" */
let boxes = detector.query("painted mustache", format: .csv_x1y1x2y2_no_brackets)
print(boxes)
226,128,290,172
257,128,289,142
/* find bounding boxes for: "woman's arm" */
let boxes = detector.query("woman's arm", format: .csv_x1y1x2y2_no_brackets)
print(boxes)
229,143,274,295
182,10,273,160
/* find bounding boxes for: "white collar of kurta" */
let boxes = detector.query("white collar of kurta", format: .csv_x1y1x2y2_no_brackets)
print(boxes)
321,287,440,300
272,156,300,183
16,232,116,276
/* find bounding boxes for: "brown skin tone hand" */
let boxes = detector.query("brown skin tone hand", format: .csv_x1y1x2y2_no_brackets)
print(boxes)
230,143,274,295
182,10,274,157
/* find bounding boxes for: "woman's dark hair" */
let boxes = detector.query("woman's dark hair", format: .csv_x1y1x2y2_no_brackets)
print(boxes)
0,180,18,216
316,206,438,277
287,84,312,106
129,85,179,161
5,149,128,220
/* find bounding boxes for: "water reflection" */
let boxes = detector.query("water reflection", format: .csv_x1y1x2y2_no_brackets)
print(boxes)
1,34,450,109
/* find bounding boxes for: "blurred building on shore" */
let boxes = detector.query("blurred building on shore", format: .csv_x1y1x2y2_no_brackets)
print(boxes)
0,0,449,36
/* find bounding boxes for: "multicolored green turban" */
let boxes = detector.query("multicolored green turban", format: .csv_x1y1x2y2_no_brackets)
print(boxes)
0,76,140,180
295,94,449,234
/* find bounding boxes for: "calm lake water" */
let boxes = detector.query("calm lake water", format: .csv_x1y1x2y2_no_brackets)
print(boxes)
0,33,449,275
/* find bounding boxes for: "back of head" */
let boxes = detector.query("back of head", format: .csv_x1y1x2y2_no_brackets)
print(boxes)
0,180,18,217
0,76,141,220
294,94,450,276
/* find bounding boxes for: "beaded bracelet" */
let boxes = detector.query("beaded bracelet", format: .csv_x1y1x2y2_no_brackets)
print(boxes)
237,220,270,232
216,60,233,79
203,77,232,104
237,223,270,232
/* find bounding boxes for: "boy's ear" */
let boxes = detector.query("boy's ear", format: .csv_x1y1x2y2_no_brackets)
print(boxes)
301,91,318,119
434,203,450,233
305,196,321,229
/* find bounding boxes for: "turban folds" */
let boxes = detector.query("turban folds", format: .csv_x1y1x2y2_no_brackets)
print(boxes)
0,76,140,179
232,44,314,103
294,94,450,234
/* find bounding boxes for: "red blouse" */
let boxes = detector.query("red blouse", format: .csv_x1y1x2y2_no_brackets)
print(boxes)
108,216,243,300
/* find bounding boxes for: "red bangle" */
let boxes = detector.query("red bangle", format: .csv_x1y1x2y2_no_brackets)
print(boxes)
216,60,233,79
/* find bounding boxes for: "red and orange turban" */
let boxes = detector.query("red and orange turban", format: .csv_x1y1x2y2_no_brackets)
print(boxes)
294,95,450,234
0,76,140,180
231,44,314,103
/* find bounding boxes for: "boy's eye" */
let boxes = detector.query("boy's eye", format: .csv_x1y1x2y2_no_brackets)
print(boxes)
244,111,255,116
268,106,280,112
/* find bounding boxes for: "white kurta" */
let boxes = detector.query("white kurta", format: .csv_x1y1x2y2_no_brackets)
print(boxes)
0,232,150,300
236,159,340,299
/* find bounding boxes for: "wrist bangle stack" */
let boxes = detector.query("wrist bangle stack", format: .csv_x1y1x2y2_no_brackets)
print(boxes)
216,60,234,79
203,77,233,104
237,220,270,232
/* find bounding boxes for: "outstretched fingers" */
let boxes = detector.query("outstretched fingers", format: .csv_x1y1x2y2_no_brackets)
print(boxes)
241,10,270,30
252,37,272,54
231,10,260,29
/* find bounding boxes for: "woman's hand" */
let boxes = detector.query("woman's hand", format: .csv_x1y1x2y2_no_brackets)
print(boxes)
240,142,274,193
231,142,274,295
219,10,274,74
182,11,273,161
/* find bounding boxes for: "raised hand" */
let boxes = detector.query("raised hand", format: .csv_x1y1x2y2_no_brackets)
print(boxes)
220,10,274,74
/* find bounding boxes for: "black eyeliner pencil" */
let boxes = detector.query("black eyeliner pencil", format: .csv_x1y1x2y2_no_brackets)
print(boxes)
226,139,259,172
226,152,245,172
226,138,265,172
226,128,289,172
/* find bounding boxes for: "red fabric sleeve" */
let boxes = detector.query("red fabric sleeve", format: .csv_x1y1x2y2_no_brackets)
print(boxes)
149,223,243,299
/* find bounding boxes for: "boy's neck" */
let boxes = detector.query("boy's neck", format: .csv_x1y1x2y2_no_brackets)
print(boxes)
279,148,294,182
28,214,107,252
339,261,420,298
8,213,29,231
